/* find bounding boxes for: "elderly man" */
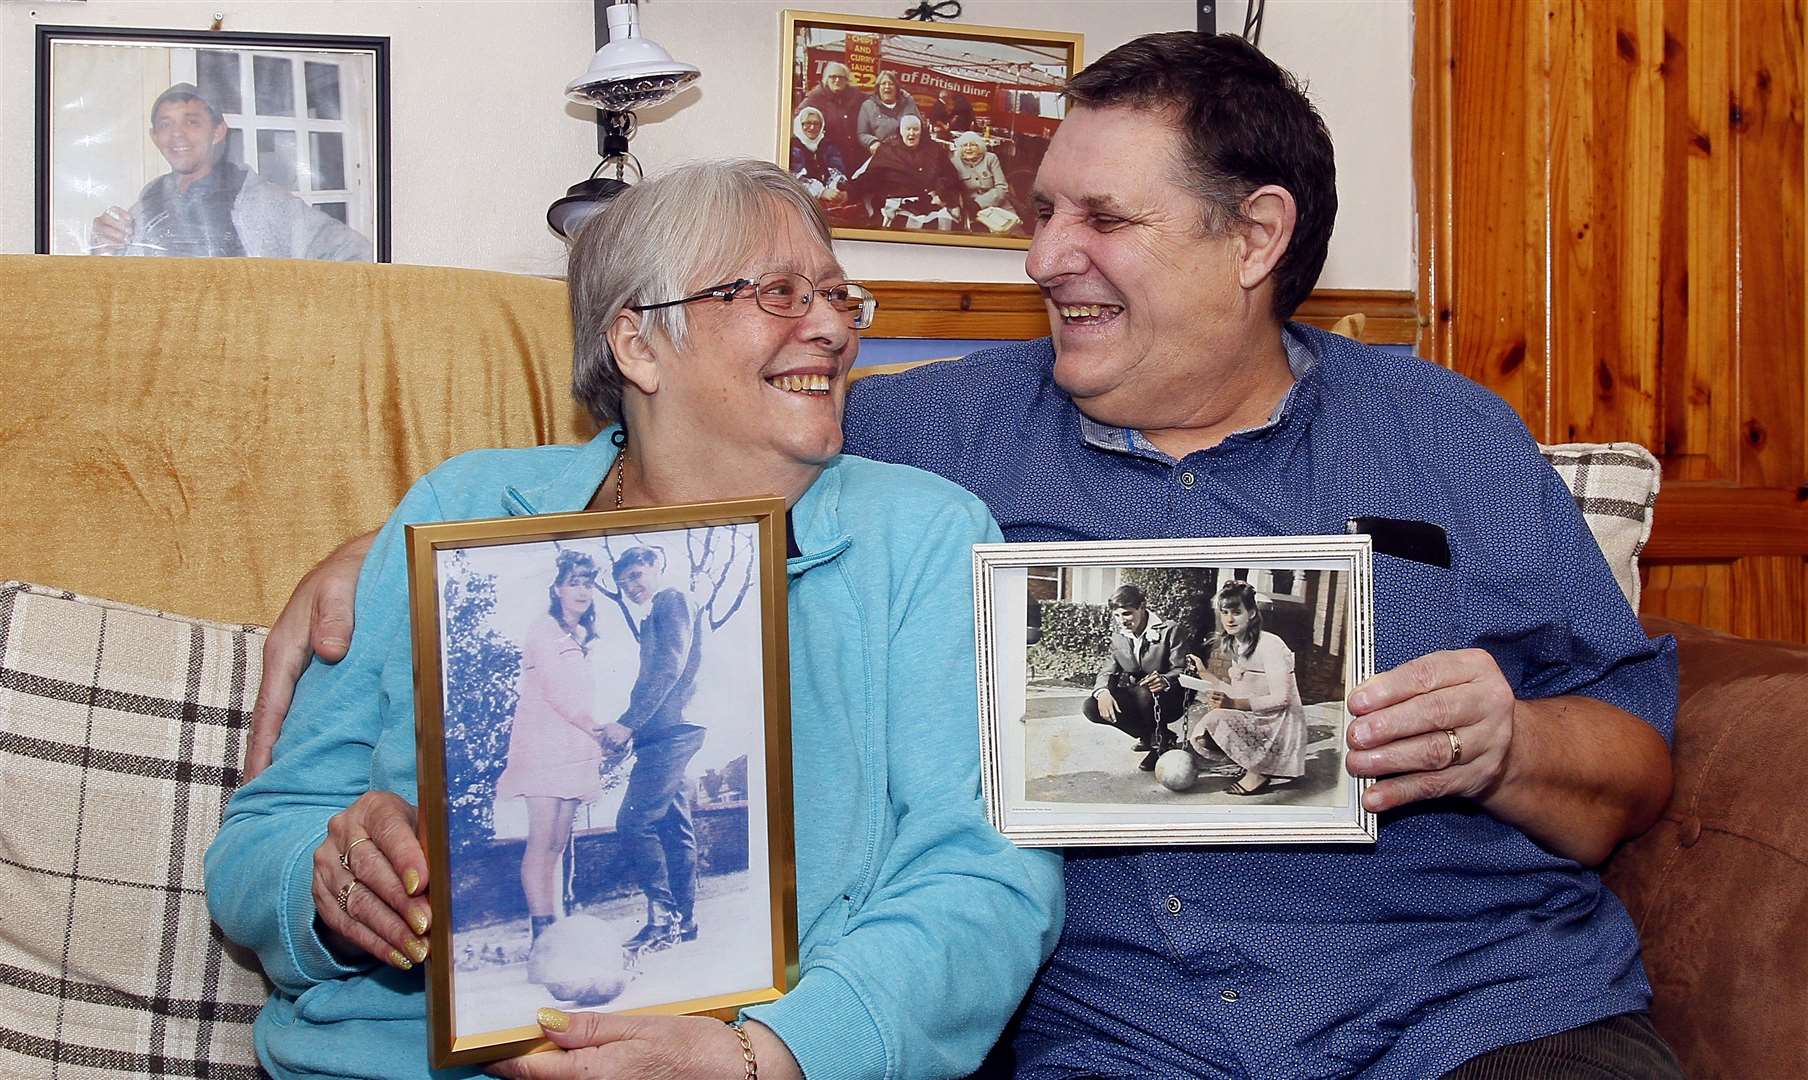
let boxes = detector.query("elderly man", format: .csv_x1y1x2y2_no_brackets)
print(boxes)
247,31,1680,1080
90,83,370,261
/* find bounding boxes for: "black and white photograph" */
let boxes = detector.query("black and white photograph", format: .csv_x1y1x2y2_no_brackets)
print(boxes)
35,26,389,260
778,11,1081,249
974,537,1377,846
406,503,795,1067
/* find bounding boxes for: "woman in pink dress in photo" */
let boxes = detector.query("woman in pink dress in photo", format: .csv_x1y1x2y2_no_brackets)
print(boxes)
494,549,605,946
1183,579,1307,796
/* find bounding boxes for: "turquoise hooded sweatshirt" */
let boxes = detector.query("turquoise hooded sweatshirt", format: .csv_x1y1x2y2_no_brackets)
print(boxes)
204,430,1064,1079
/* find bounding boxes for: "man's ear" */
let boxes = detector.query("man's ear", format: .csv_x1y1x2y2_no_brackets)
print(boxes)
607,309,661,396
1235,184,1297,292
209,123,228,148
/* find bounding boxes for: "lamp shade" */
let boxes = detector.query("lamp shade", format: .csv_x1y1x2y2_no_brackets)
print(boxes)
566,1,699,112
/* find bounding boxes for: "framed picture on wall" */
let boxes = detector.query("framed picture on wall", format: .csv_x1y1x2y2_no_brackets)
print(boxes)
405,498,797,1068
973,535,1378,847
34,26,390,261
779,10,1081,250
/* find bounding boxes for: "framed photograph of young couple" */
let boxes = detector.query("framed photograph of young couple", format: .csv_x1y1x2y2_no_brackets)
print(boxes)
778,9,1081,249
405,497,797,1068
35,25,389,261
973,535,1378,847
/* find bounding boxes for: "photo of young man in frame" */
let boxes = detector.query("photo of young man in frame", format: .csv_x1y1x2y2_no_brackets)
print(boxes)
38,29,386,260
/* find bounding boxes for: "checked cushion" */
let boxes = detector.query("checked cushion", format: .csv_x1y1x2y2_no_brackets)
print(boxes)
0,581,267,1078
1538,442,1661,609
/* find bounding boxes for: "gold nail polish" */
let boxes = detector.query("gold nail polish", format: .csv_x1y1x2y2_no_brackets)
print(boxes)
405,938,428,964
388,949,413,971
536,1007,570,1032
403,868,421,895
409,907,430,935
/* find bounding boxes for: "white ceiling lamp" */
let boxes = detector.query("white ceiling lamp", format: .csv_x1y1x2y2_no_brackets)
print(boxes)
548,0,700,238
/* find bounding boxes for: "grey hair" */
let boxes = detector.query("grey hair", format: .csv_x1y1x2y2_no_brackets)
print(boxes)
567,158,835,427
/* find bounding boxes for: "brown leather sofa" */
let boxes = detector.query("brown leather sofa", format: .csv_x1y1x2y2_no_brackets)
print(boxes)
1,254,1802,1078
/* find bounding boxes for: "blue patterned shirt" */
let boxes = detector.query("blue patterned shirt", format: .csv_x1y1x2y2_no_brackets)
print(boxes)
842,325,1678,1079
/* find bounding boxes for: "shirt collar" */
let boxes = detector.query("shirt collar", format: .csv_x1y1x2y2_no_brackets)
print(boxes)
1077,324,1320,462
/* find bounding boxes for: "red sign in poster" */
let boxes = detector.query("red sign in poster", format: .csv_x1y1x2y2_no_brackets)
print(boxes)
845,33,879,89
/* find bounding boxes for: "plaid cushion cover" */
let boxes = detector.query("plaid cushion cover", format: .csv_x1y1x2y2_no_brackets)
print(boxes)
1539,442,1661,608
0,581,268,1079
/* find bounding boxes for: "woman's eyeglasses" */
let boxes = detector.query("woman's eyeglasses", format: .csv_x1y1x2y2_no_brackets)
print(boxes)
630,271,877,330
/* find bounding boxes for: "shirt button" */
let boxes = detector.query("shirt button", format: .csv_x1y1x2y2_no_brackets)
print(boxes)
1166,895,1182,915
1179,470,1196,488
1220,989,1240,1003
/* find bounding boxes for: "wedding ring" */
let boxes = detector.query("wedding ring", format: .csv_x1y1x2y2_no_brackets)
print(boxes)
334,879,359,913
1445,728,1463,767
339,836,372,871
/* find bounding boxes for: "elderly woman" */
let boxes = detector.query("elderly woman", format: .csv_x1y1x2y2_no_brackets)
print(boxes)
788,106,846,206
856,114,966,227
203,159,1062,1080
950,131,1009,210
855,70,919,155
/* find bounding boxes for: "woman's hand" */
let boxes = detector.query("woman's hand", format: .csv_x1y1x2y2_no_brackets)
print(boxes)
597,722,633,754
488,1011,802,1080
313,791,431,970
1184,653,1206,677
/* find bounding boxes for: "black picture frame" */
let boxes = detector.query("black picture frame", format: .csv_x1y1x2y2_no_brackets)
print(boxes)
35,25,391,262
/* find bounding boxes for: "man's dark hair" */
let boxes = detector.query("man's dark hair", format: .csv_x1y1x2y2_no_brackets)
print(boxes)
150,83,225,127
1110,584,1147,612
612,545,662,580
1064,32,1336,320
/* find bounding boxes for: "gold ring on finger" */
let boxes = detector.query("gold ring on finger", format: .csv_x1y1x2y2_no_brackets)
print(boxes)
1445,728,1463,767
334,879,359,913
339,835,373,872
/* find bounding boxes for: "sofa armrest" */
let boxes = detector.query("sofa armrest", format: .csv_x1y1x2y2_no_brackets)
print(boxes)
1601,617,1808,1078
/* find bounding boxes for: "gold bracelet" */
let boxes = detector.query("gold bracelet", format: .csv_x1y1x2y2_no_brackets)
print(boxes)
726,1018,757,1080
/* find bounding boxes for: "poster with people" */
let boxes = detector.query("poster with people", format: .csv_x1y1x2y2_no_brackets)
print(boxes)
779,12,1081,249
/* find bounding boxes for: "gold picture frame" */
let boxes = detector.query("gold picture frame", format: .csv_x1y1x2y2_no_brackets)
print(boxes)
973,535,1378,847
778,9,1082,250
406,498,796,1068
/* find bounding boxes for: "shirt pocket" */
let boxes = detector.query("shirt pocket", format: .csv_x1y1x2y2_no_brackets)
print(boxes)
1371,553,1468,667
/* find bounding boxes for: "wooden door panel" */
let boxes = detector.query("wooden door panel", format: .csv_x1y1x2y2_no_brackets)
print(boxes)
1420,0,1807,642
1738,0,1806,489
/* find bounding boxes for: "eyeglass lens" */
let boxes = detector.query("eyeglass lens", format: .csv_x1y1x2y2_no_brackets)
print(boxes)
749,273,875,329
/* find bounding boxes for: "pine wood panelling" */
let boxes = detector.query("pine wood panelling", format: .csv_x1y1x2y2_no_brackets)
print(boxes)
1740,0,1807,489
1417,0,1807,642
865,283,1417,343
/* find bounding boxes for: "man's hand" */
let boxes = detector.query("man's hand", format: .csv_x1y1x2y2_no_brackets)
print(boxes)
90,207,133,254
243,531,376,780
597,722,632,754
1138,672,1170,694
1344,647,1671,865
487,1011,802,1080
1092,688,1119,723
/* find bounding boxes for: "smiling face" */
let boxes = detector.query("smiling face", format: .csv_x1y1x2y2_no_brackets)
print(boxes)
801,113,823,139
644,202,859,476
959,139,984,164
150,99,226,182
876,72,898,104
615,560,660,606
1026,104,1252,428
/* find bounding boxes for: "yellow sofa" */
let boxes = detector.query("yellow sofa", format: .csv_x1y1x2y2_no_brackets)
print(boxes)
0,254,1802,1079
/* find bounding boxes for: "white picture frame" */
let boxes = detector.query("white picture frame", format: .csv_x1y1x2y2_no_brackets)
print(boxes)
973,535,1377,847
